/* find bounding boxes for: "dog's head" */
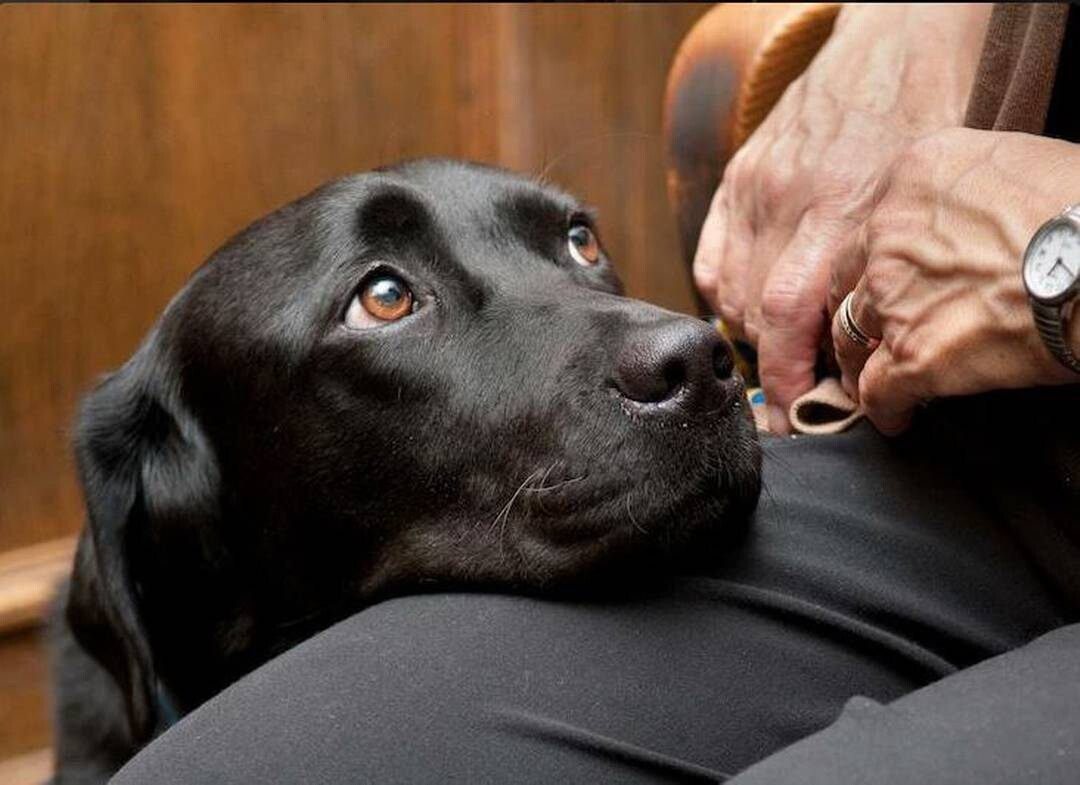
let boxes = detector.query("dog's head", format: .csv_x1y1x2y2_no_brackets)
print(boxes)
66,160,761,738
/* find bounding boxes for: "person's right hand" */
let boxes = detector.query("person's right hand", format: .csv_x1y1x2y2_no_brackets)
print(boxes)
693,3,991,432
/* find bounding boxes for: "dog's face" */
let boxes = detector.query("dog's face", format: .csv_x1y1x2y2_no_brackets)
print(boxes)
67,160,760,736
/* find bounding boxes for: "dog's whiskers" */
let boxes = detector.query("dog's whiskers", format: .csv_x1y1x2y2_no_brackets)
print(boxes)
524,475,586,494
625,494,647,536
521,465,587,517
488,467,546,542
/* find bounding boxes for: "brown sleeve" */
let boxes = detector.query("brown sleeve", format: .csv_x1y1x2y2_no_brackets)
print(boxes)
965,2,1070,133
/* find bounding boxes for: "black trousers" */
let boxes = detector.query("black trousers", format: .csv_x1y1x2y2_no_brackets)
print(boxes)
111,420,1080,784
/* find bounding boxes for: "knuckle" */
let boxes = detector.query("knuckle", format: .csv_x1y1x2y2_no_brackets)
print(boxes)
760,346,815,378
860,270,884,306
757,168,792,214
889,326,939,379
860,261,896,306
867,200,919,243
760,280,807,326
887,331,921,369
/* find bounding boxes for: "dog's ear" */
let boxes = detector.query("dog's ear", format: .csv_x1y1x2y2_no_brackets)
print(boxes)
67,343,219,740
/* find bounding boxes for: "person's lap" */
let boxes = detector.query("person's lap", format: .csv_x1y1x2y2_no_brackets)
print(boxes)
110,422,1074,784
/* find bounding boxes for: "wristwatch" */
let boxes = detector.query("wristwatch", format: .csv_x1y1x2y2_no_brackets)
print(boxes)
1022,205,1080,374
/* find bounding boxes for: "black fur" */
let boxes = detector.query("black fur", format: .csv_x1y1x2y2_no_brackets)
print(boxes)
50,161,761,782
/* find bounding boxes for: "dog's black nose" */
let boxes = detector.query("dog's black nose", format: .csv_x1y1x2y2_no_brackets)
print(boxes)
613,320,734,407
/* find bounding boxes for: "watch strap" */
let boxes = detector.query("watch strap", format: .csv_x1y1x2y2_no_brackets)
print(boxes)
1032,301,1080,373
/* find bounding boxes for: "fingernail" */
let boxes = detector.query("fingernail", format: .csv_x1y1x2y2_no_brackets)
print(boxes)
767,404,789,434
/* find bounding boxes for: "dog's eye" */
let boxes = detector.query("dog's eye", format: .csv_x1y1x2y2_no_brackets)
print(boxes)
567,224,601,266
346,274,414,328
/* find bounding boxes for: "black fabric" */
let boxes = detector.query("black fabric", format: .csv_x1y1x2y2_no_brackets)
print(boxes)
110,414,1078,784
728,623,1080,785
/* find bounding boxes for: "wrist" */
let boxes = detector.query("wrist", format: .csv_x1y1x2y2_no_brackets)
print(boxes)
830,3,992,128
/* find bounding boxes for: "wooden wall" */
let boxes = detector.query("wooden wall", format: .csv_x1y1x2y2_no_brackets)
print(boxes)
0,3,709,769
0,3,708,555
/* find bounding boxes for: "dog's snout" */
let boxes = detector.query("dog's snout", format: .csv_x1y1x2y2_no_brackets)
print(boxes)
613,320,734,407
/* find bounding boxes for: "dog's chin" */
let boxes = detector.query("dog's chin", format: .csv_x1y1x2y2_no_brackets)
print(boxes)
361,409,761,600
518,424,762,587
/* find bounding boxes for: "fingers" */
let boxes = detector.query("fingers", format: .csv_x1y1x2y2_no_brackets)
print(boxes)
718,204,754,334
827,219,869,318
831,280,919,437
831,311,874,401
831,277,883,401
757,324,821,433
826,221,874,399
858,346,921,436
756,213,842,432
693,183,753,336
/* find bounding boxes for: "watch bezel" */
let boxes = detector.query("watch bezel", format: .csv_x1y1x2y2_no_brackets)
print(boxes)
1023,212,1080,306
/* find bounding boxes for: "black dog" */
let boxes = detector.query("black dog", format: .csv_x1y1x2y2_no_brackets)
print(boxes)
49,160,762,783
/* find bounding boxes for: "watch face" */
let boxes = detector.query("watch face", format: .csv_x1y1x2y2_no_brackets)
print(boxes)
1024,218,1080,301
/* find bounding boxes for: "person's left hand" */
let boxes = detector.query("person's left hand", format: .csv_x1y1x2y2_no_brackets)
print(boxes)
828,127,1080,435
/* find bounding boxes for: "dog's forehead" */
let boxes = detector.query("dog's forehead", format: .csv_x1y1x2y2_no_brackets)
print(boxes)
385,159,580,217
325,160,583,241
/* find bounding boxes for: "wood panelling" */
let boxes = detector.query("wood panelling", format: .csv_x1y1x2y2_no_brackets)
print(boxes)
0,537,74,769
0,628,52,762
0,537,72,770
0,537,75,634
0,748,52,785
0,4,710,556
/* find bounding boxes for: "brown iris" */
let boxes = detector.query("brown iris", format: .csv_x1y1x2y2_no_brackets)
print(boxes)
361,275,412,320
568,224,600,266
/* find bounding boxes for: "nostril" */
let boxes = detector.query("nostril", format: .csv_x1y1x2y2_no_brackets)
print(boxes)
614,353,683,404
712,341,734,380
662,358,686,397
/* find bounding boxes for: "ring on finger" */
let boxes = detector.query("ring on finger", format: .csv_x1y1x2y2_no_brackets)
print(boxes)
838,291,875,348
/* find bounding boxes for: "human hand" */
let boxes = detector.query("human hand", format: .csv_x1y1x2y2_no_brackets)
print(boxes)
829,127,1080,435
693,3,990,432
